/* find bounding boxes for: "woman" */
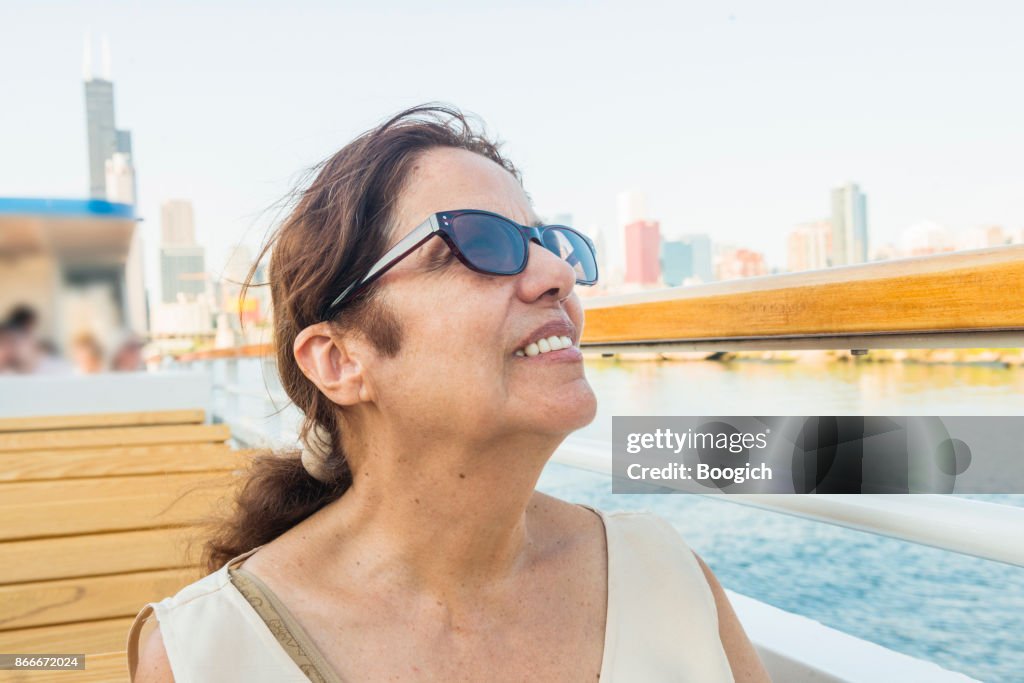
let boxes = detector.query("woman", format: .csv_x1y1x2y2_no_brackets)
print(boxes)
129,105,770,682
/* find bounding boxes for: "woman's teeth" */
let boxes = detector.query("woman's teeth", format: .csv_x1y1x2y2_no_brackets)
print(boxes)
514,335,574,357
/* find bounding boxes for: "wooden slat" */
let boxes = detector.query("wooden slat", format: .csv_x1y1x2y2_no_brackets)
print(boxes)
0,568,200,631
0,651,126,683
0,410,205,434
0,424,231,453
0,528,204,585
0,443,247,482
0,473,238,541
581,245,1024,343
178,344,271,361
0,617,133,655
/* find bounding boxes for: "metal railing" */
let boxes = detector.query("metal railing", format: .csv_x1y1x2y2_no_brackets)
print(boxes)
553,435,1024,568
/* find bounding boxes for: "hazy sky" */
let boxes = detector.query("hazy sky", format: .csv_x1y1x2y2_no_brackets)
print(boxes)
3,0,1023,298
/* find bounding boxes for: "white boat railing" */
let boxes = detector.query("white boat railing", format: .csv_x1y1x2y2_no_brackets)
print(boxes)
554,435,1024,568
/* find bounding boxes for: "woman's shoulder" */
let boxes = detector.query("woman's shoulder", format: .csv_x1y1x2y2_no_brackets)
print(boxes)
573,504,707,582
534,494,696,565
129,551,310,682
571,501,686,540
134,555,247,631
160,563,235,610
128,564,235,681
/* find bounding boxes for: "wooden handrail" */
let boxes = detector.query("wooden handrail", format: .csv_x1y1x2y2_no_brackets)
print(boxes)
176,246,1024,360
583,245,1024,348
177,345,271,362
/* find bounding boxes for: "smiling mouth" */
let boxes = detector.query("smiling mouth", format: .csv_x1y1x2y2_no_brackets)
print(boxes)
514,335,576,357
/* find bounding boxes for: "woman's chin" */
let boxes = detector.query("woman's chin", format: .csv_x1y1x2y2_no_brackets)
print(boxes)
527,389,598,435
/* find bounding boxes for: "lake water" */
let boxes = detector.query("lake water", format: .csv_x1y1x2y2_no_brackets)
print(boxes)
535,356,1024,683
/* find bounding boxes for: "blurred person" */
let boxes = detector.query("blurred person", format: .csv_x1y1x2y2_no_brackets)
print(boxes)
6,304,38,333
129,105,768,682
6,304,42,373
69,332,105,375
112,332,146,372
4,304,70,374
0,321,14,374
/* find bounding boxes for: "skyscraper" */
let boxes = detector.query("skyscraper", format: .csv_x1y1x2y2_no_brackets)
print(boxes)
661,233,713,286
161,200,197,245
104,153,135,205
624,219,661,285
614,191,647,280
660,240,690,287
787,220,832,272
159,200,206,303
83,34,132,199
831,183,868,266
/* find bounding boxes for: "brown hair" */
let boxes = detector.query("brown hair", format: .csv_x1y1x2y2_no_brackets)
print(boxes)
203,104,521,571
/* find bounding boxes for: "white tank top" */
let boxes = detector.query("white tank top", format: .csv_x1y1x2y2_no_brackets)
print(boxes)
127,506,734,682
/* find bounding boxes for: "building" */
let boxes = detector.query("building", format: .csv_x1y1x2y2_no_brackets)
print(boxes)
831,183,868,265
614,191,647,280
661,240,690,287
161,200,197,245
83,35,132,199
160,247,206,304
159,200,206,303
624,219,661,285
0,198,144,349
716,246,767,281
958,225,1012,250
104,153,136,205
101,157,147,334
151,298,214,337
900,221,955,257
787,220,832,272
661,233,713,286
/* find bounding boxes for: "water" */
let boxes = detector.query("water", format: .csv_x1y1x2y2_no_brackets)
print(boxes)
534,356,1024,683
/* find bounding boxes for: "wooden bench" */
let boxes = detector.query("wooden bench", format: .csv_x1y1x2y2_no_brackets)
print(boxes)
0,410,250,681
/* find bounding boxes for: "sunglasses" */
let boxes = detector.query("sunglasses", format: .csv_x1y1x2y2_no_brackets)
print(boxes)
323,209,599,317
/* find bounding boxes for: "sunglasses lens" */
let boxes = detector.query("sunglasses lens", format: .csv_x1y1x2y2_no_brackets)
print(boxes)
448,214,525,274
542,228,599,284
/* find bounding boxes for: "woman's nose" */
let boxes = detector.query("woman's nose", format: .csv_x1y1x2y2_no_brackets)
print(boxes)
519,239,576,301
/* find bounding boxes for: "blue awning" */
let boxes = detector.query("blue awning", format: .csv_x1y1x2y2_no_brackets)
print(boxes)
0,197,135,220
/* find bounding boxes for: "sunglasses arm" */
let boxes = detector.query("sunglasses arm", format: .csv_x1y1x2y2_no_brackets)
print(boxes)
324,216,440,314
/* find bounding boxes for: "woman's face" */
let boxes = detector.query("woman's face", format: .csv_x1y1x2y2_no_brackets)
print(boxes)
359,147,597,446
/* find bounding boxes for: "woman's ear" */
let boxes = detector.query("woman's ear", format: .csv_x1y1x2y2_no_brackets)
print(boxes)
293,322,370,406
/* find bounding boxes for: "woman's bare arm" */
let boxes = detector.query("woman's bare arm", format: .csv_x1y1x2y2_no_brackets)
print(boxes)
694,552,772,682
133,624,175,683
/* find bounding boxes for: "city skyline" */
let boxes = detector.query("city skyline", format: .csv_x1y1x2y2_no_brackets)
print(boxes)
3,2,1023,304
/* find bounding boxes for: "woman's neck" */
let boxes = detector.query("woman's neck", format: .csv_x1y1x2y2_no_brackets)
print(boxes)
286,429,565,611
